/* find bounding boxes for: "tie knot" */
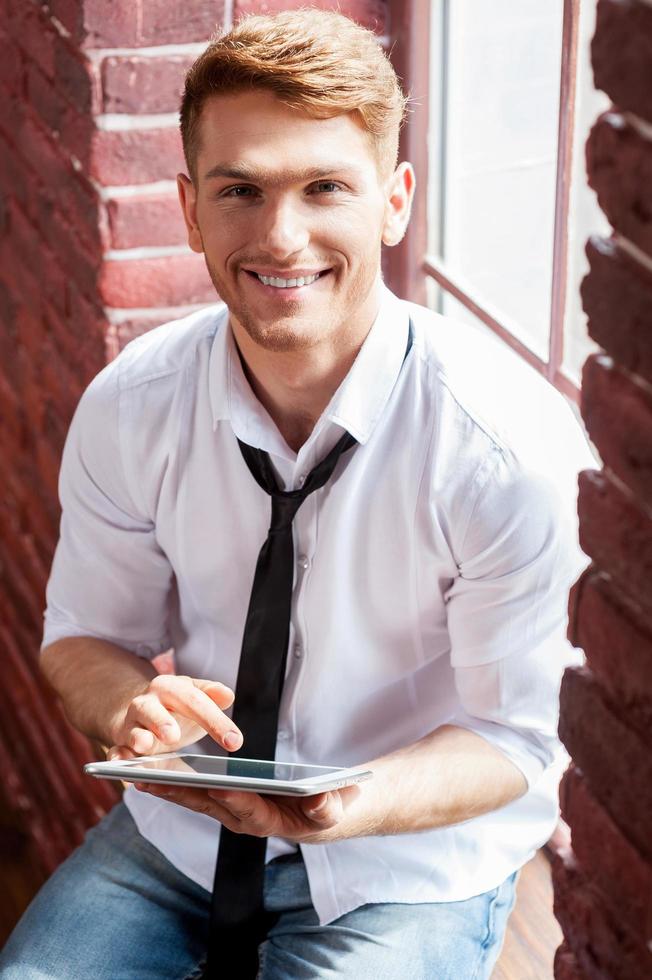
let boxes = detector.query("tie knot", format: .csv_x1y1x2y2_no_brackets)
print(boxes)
269,492,305,532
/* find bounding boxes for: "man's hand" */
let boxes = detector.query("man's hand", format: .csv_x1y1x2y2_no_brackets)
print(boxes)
107,674,243,756
130,781,362,844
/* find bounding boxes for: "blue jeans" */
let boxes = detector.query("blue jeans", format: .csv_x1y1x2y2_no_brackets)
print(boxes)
0,803,517,979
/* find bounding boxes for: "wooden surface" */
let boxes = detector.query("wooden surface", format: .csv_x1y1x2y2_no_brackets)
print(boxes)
493,850,562,980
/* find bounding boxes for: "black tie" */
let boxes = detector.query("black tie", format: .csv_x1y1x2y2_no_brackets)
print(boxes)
204,427,357,979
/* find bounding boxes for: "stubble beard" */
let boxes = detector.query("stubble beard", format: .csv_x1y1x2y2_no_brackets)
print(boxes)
203,252,380,355
204,257,327,353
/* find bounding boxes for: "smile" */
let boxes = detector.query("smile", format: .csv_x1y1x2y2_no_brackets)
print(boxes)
248,271,327,288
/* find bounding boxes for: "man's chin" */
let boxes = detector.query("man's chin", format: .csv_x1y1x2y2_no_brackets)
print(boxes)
233,310,324,353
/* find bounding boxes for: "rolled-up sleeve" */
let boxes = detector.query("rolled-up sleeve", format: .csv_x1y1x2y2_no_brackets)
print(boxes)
446,446,588,788
42,360,173,659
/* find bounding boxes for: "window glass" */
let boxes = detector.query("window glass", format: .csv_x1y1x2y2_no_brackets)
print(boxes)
562,0,609,384
428,0,564,359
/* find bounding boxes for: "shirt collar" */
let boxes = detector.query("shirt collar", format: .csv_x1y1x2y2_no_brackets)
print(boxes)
208,284,410,453
321,285,410,445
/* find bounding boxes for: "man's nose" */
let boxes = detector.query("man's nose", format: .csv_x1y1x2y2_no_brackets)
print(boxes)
257,199,310,258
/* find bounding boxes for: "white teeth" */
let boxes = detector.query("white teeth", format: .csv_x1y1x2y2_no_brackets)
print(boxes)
255,272,321,288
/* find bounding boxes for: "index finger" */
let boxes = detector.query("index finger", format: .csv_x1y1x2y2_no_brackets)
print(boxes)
150,675,243,750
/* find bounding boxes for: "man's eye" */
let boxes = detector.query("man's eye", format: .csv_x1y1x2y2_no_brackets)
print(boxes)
312,181,341,194
223,186,256,198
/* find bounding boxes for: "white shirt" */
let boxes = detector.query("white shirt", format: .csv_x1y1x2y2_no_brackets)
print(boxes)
43,286,596,925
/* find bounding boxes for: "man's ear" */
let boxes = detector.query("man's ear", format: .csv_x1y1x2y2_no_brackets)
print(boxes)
177,173,204,254
381,162,416,247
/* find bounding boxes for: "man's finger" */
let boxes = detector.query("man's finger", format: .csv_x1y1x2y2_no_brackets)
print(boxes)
149,675,243,750
106,745,138,761
129,693,180,744
303,792,343,826
126,726,157,754
139,784,261,833
207,790,265,824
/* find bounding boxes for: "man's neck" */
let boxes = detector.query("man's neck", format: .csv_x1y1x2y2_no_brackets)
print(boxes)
234,337,361,453
230,296,381,454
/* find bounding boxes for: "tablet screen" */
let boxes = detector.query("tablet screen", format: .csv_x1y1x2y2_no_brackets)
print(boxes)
120,755,344,782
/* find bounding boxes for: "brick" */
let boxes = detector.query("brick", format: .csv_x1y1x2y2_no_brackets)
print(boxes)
22,68,90,167
110,307,212,351
107,192,187,249
0,513,48,603
9,2,56,79
0,132,27,212
577,469,652,615
560,767,652,942
83,0,224,48
13,109,87,216
40,342,84,430
90,127,186,186
569,568,652,736
102,54,195,114
586,112,652,259
50,175,101,259
234,0,387,33
26,60,65,135
100,252,215,308
44,296,107,387
581,236,652,385
0,621,103,837
110,314,170,351
4,472,58,566
80,0,139,48
64,278,107,345
0,376,25,457
0,27,24,99
140,0,224,45
581,354,652,504
54,36,92,116
26,161,102,258
592,0,652,125
3,203,49,318
559,666,652,864
37,206,102,304
0,537,44,628
552,849,652,980
47,0,85,44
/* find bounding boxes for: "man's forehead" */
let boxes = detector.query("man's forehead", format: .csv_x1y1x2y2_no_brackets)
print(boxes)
201,161,369,185
195,91,378,173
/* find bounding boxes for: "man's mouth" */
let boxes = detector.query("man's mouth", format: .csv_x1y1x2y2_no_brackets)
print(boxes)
245,270,330,289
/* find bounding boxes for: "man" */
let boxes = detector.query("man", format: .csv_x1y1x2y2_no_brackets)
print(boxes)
0,9,594,979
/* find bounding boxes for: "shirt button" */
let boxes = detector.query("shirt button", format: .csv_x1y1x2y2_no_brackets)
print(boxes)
299,474,307,486
293,645,302,659
277,729,290,741
298,555,310,570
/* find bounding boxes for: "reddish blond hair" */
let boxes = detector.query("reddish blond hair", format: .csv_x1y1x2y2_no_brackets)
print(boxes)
180,9,407,179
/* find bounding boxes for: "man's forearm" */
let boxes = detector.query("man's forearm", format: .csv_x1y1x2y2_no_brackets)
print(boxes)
331,724,529,841
40,637,157,746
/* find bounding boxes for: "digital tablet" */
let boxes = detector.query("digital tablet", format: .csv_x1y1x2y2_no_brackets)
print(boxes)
84,753,373,796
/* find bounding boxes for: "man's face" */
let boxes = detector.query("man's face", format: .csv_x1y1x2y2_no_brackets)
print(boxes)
178,91,411,355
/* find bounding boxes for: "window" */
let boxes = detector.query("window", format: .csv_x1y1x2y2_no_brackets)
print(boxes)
388,0,610,404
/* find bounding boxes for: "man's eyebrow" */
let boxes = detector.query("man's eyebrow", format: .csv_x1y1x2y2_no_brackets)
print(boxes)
202,163,362,184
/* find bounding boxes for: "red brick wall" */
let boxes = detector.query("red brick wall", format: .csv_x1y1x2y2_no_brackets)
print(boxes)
553,2,652,977
0,0,117,882
0,0,389,917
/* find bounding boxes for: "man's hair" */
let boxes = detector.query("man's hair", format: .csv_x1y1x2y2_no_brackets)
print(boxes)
180,9,407,180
